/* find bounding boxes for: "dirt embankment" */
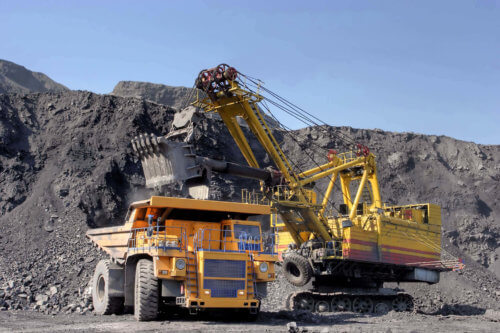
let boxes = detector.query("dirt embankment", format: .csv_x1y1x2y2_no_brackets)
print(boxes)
0,60,68,94
111,81,196,110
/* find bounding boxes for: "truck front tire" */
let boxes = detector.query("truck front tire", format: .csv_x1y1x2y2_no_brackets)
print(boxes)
134,259,159,321
92,260,124,315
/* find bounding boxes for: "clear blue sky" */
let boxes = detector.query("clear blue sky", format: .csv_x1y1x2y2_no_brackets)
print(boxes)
1,1,499,144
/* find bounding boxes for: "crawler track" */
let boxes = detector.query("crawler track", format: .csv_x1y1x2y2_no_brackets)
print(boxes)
285,290,414,314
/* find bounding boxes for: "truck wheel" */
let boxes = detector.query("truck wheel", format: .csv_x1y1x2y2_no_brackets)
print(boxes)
92,260,124,315
283,253,313,287
134,259,159,321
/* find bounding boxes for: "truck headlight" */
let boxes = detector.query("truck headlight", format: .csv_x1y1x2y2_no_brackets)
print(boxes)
259,262,268,273
175,258,186,270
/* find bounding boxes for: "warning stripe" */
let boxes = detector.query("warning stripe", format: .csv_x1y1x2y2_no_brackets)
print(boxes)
381,244,439,256
343,248,378,262
381,252,440,265
343,238,377,247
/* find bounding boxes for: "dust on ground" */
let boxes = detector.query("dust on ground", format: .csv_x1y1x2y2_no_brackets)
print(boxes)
1,309,499,333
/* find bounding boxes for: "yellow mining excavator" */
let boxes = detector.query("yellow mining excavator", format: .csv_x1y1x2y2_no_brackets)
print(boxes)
186,64,463,313
108,64,463,316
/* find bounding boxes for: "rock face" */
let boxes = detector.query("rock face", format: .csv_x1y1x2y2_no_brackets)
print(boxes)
0,60,68,94
0,88,498,314
111,81,196,110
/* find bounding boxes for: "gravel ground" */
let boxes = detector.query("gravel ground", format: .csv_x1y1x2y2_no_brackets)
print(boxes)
1,309,499,333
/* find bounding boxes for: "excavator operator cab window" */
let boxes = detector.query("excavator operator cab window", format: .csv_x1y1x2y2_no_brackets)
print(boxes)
339,203,364,216
339,204,348,215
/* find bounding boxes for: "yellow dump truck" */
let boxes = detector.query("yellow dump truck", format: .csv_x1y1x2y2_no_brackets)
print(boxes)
86,196,277,321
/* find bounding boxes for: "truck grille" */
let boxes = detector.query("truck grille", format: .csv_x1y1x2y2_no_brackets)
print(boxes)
203,279,245,298
204,259,246,278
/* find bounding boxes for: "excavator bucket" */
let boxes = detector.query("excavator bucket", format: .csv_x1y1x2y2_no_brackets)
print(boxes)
131,107,273,200
131,133,210,199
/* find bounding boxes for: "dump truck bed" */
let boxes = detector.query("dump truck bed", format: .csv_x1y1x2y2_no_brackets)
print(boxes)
86,196,270,261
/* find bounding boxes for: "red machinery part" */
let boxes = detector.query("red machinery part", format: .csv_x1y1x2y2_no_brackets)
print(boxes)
356,144,370,157
196,69,213,90
223,66,237,81
195,64,237,96
327,149,338,162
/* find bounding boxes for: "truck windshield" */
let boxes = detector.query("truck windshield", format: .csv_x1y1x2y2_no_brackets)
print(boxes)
234,224,260,240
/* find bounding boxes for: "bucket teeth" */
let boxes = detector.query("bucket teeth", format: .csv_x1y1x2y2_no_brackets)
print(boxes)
132,133,159,159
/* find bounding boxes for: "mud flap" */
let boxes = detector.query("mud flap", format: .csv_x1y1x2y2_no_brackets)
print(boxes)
107,262,125,297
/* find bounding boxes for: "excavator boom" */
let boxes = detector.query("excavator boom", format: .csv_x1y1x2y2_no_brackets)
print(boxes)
193,65,382,246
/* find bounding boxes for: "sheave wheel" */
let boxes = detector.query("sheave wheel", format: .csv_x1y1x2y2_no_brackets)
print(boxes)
92,260,124,315
134,259,159,321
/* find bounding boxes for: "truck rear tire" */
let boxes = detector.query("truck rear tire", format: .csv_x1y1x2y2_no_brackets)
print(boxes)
283,253,313,287
92,260,124,315
134,259,159,321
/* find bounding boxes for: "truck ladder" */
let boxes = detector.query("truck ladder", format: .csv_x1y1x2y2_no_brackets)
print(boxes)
185,251,199,298
247,254,257,299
